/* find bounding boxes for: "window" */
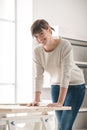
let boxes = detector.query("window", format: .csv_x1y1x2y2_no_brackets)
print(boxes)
0,0,32,104
0,0,15,103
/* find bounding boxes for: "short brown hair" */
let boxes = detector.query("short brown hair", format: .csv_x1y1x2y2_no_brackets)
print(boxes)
30,19,54,36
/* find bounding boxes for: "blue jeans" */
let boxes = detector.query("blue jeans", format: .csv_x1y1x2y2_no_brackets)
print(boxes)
51,84,86,130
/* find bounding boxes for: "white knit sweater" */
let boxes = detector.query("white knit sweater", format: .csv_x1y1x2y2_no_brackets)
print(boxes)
33,39,85,91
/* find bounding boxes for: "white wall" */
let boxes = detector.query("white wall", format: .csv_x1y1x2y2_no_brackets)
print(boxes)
33,0,87,41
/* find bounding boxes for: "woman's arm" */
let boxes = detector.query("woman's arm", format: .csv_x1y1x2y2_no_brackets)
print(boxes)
57,87,68,106
27,91,41,106
47,41,72,107
34,91,41,102
47,87,68,107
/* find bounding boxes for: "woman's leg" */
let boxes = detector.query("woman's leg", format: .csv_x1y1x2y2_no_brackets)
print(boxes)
60,84,85,130
51,84,86,130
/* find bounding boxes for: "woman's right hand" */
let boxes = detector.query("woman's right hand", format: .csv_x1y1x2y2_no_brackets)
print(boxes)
27,91,41,107
27,101,39,107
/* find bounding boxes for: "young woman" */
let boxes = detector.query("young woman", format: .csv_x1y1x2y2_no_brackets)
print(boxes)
28,19,86,130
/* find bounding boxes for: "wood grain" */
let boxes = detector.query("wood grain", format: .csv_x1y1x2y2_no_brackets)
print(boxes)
0,105,71,114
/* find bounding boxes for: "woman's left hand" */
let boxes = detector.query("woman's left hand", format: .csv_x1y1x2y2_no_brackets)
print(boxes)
46,102,63,107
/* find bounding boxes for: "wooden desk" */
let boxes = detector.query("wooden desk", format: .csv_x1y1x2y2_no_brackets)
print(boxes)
0,105,71,130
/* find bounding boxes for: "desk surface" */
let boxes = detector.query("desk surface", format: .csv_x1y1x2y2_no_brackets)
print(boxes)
0,105,71,114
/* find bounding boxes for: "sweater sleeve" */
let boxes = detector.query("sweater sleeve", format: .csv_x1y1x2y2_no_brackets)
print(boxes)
60,41,73,88
33,47,44,92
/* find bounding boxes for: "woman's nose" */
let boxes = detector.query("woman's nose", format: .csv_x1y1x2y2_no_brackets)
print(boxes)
37,36,43,43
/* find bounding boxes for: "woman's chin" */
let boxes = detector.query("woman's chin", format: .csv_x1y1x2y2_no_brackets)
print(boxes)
42,42,46,46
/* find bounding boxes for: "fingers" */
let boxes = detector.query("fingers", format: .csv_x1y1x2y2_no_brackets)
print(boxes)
47,103,63,107
27,102,39,107
32,102,39,106
27,103,32,107
46,103,52,107
46,103,59,107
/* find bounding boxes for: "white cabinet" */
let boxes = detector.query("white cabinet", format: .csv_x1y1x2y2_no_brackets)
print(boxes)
75,61,87,68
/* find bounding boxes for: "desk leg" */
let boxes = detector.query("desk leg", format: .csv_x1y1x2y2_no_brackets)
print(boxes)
6,121,16,130
0,114,6,130
6,121,10,130
40,117,53,130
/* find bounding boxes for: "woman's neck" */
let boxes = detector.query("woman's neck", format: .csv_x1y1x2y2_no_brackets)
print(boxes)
43,38,61,52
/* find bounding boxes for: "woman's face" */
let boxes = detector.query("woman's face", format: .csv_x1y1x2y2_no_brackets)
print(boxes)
34,28,52,46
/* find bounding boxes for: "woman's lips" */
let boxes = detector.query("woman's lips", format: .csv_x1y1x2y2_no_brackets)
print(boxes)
41,38,46,45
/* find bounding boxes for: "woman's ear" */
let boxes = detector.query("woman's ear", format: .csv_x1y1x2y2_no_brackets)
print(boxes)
48,27,52,34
